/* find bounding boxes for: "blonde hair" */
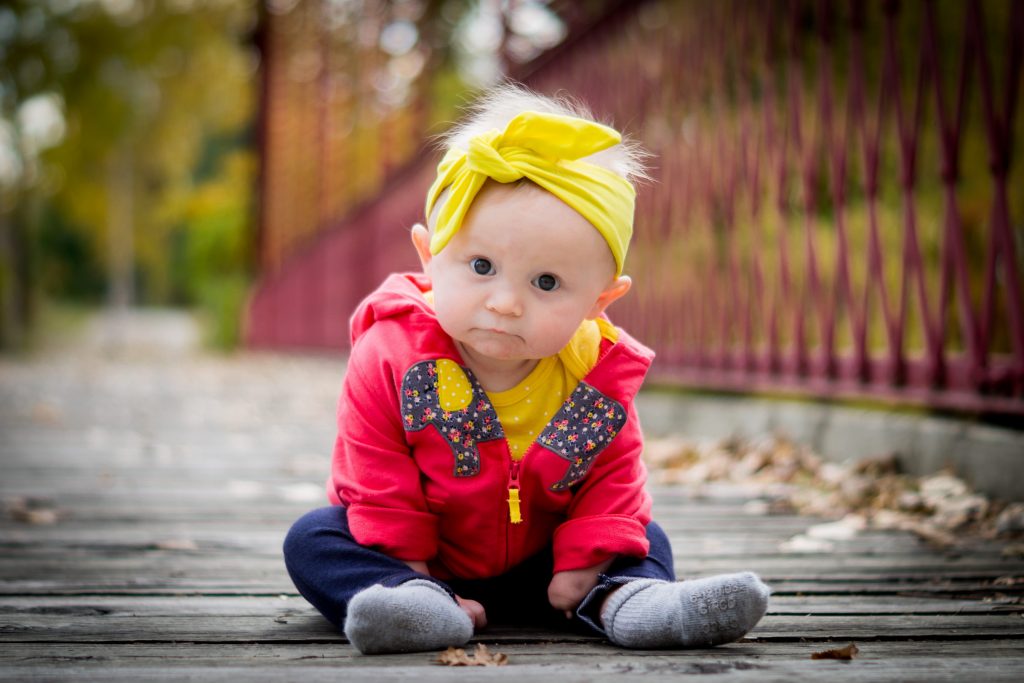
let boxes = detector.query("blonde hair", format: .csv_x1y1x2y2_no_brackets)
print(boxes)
428,82,649,226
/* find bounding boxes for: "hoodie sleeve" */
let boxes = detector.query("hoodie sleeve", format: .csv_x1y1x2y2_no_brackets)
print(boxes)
328,334,438,562
551,398,652,573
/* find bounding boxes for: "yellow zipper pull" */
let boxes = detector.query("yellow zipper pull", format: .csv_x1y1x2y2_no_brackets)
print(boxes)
507,461,523,524
507,487,522,524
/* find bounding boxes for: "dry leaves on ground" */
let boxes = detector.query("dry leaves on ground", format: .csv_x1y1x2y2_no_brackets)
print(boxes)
5,497,65,525
643,434,1023,550
811,643,860,660
434,644,508,666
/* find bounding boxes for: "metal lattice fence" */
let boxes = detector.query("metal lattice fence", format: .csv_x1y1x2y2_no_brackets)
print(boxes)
248,0,1024,415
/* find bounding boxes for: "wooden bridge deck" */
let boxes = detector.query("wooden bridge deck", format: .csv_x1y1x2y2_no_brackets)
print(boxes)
1,311,1022,681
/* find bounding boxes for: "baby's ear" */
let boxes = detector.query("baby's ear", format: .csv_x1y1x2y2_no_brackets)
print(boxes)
410,223,432,269
587,275,632,319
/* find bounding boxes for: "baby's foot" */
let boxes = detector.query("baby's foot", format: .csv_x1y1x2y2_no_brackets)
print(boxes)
343,579,473,654
600,572,770,649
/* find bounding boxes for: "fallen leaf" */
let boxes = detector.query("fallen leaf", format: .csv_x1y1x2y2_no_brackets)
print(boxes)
811,643,859,660
153,539,199,551
902,520,958,549
779,535,835,553
920,473,969,501
30,401,62,425
853,454,900,477
996,504,1024,535
6,497,62,525
434,643,508,667
766,498,798,515
806,514,867,540
994,576,1023,587
742,500,770,516
435,648,472,666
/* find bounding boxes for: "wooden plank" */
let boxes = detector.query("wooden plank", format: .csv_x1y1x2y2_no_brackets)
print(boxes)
1,641,1024,682
3,555,1020,583
1,529,983,567
0,540,1007,573
0,512,894,536
767,595,1024,614
4,638,1024,664
0,579,299,596
0,594,1017,618
1,613,1022,644
2,576,1020,598
1,560,1018,585
4,661,1020,683
2,531,1009,562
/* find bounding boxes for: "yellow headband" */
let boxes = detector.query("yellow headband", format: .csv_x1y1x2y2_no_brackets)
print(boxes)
425,110,636,276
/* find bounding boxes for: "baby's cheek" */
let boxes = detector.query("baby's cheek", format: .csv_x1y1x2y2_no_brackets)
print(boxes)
536,317,576,345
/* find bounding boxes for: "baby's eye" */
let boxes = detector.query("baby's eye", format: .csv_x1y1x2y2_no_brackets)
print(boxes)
533,273,560,292
471,258,495,276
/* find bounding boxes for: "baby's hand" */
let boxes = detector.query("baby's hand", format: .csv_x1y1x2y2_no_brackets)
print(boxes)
547,558,615,618
456,595,487,630
403,560,486,629
403,560,430,575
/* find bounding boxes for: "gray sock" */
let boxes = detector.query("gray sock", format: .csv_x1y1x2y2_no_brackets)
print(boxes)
343,579,473,654
601,572,770,649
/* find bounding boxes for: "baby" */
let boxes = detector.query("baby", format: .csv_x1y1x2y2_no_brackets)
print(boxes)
284,84,769,654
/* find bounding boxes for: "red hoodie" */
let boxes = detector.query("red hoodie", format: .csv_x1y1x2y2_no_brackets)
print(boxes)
328,272,654,579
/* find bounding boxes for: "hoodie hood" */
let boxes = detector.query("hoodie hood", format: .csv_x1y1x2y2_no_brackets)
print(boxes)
349,272,435,346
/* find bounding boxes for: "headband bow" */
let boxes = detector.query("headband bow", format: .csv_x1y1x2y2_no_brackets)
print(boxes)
425,110,636,275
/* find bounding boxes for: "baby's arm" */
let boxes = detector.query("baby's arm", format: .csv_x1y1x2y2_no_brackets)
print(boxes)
331,333,487,629
549,400,652,617
547,557,615,618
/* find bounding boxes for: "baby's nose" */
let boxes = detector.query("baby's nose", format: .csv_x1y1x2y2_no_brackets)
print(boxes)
485,285,523,317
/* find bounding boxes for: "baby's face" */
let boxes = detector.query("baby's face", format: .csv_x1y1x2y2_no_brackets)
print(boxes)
426,181,620,365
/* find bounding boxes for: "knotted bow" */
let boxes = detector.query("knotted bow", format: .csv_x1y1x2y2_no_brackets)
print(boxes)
425,110,636,275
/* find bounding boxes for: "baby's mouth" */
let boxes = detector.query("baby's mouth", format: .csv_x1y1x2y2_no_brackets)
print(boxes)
475,327,523,344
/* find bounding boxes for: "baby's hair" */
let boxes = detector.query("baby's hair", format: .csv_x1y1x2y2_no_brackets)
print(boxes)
437,82,650,187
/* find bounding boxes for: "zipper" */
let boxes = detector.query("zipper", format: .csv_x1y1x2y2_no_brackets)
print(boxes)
506,460,523,524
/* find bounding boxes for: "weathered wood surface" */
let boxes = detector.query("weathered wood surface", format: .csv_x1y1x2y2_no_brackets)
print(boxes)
1,311,1023,681
3,641,1024,683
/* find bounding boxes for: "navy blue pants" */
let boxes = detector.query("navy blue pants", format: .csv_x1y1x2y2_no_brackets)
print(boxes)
283,506,675,635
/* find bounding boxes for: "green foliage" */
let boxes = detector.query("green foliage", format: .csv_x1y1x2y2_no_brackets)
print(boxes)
36,203,105,302
176,149,254,348
194,272,249,351
0,0,258,349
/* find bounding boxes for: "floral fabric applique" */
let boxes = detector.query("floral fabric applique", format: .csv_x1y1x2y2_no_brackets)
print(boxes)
536,383,627,491
401,360,505,477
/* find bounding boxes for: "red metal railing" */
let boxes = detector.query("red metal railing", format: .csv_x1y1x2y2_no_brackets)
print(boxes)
247,0,1024,415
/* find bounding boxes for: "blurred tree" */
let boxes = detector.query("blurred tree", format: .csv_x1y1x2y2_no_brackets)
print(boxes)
0,0,257,349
